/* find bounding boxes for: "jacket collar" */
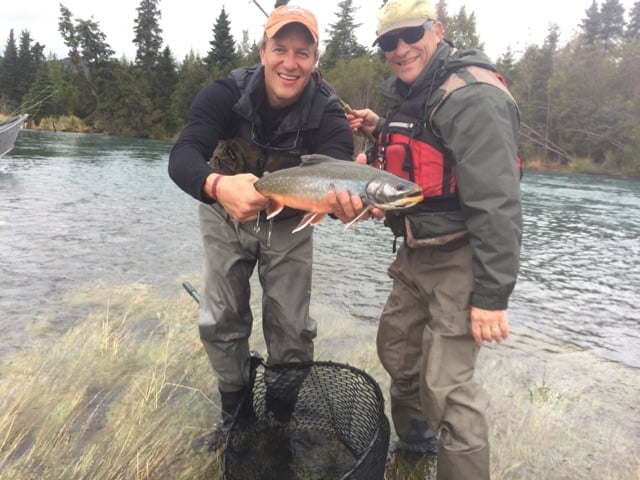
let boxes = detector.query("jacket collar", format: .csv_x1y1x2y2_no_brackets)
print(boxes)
232,64,320,135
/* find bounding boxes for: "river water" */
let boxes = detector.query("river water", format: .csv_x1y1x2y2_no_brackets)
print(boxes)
1,129,639,371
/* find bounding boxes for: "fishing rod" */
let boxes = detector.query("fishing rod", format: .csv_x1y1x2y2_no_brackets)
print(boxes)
248,0,376,144
10,85,57,118
338,98,377,143
249,0,269,18
182,281,200,304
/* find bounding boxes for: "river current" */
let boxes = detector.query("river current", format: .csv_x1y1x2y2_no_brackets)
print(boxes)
1,130,639,370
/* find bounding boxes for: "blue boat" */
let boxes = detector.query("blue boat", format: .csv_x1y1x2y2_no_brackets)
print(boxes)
0,114,28,157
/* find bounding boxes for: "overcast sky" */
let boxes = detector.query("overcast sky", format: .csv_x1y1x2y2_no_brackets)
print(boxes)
1,0,637,62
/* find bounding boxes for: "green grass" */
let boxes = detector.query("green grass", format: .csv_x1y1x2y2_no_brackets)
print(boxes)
1,281,638,480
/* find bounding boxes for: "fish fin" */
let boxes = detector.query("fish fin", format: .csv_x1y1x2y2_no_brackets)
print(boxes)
343,205,373,231
300,154,348,167
310,213,326,226
292,212,323,233
265,201,285,220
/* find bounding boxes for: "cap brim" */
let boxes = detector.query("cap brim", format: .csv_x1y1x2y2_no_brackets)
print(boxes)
265,20,318,44
372,17,431,46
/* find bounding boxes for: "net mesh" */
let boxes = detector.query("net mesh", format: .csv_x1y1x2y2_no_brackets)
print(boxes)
222,358,390,480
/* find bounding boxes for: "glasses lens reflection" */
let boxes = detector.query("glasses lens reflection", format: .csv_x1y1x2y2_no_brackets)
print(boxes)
379,20,435,52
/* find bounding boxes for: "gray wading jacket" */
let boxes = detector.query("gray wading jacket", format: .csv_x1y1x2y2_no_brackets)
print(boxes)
379,41,522,311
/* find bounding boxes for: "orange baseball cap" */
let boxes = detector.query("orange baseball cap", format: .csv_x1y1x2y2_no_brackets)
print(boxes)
264,5,319,43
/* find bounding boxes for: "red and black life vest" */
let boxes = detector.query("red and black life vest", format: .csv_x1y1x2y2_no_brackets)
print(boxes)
373,65,521,213
374,93,459,211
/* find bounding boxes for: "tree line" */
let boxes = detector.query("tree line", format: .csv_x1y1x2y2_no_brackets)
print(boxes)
1,0,639,175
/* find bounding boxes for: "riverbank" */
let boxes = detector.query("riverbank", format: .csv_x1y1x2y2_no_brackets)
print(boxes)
524,156,640,179
1,281,638,480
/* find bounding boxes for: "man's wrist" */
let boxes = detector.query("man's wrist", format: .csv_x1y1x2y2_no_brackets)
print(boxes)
210,174,224,201
372,116,385,138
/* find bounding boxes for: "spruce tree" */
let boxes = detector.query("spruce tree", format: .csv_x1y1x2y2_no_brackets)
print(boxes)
154,46,179,133
495,47,517,85
581,1,602,44
58,5,114,66
446,6,484,52
599,0,626,49
206,7,240,74
0,30,19,109
321,0,366,70
57,5,114,119
171,51,208,125
58,5,79,61
16,30,41,107
626,1,640,40
436,0,450,25
74,18,114,65
239,30,260,66
133,0,163,69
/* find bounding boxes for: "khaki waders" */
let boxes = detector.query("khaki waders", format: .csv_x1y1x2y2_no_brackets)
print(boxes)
377,240,491,479
197,203,316,393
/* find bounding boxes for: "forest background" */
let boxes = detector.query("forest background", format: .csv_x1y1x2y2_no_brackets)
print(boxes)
1,0,639,176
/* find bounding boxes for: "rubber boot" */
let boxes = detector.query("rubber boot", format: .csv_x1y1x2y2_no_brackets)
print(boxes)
436,444,490,480
395,419,438,455
220,388,248,419
191,388,248,453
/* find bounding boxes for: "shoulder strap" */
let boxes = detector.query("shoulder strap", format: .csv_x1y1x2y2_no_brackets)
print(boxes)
229,65,259,92
427,65,517,136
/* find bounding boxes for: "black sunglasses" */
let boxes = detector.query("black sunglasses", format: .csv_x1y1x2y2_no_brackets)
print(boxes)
378,20,436,52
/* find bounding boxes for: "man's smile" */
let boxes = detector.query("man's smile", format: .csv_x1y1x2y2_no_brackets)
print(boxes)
278,72,300,81
394,54,419,67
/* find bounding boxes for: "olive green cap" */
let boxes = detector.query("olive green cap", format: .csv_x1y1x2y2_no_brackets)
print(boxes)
373,0,437,46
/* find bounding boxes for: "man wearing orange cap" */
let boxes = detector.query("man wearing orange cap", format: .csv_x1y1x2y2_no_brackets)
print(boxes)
169,5,355,451
342,0,522,477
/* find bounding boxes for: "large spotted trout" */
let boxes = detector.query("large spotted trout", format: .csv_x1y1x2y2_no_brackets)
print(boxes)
254,154,424,232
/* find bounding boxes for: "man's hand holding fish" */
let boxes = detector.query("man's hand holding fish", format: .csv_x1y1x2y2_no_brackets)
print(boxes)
205,173,268,223
328,153,386,225
327,189,370,225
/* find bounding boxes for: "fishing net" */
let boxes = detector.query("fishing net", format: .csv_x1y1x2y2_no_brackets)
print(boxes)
222,356,390,480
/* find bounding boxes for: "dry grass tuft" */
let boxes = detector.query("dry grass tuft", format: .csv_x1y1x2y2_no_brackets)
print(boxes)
1,282,638,480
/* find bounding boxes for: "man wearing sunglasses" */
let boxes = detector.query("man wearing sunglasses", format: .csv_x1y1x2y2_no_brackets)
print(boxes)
343,0,522,478
169,5,356,452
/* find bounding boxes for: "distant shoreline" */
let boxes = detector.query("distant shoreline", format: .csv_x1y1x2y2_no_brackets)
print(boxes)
523,161,640,180
8,117,639,179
